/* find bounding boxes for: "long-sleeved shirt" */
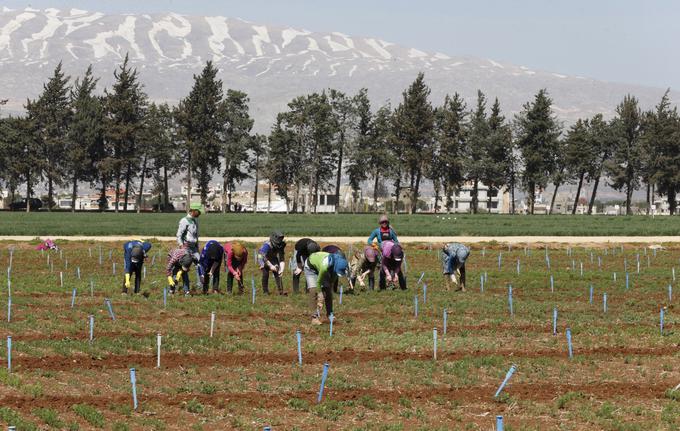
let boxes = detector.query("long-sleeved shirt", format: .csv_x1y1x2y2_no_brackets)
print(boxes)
381,241,402,275
307,251,335,288
442,243,470,273
166,247,189,276
349,247,377,278
123,241,152,273
367,227,398,245
257,241,285,267
176,215,199,246
198,240,223,277
294,238,317,265
224,242,248,275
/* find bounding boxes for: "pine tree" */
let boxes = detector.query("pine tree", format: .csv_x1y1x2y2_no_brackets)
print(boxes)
250,133,268,213
392,73,434,214
147,103,176,212
0,117,36,207
176,61,224,207
564,119,592,214
481,98,513,213
514,89,562,214
606,95,643,215
364,104,393,212
464,90,489,214
329,89,355,214
433,93,467,213
265,118,299,212
345,89,371,213
26,62,72,211
104,54,148,212
66,66,104,212
547,136,568,214
585,114,614,215
220,89,254,212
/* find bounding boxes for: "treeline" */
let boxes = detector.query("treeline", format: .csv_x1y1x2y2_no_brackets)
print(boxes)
1,56,679,214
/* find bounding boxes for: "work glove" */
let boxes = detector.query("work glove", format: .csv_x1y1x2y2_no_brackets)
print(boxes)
176,270,183,282
167,276,176,287
278,262,285,275
294,267,302,276
125,273,131,288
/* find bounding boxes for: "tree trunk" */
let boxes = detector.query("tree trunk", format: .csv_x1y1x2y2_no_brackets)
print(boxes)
626,181,633,215
411,169,422,214
433,181,440,214
444,183,452,214
487,186,493,214
312,175,319,214
549,181,561,215
47,176,53,212
669,187,677,215
651,184,655,214
510,179,515,214
528,181,535,215
222,172,230,213
267,181,272,213
253,156,259,213
588,176,600,215
25,170,31,213
137,155,147,214
372,175,379,212
186,155,192,212
572,172,584,215
100,175,108,212
645,183,650,215
71,172,78,213
163,166,169,213
114,173,121,213
292,184,299,213
394,176,401,215
334,141,344,214
471,178,479,214
123,162,132,212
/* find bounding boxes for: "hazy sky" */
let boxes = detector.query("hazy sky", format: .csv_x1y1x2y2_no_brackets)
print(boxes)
6,0,679,88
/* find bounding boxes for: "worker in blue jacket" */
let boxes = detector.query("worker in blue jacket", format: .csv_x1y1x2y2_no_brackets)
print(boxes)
122,240,152,294
367,214,399,247
198,240,224,294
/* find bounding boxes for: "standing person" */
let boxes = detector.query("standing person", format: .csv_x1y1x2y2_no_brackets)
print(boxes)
224,241,248,294
305,251,348,325
166,246,194,296
349,246,379,292
367,214,399,247
322,244,345,293
176,203,203,262
292,238,320,293
257,231,286,295
198,240,224,294
379,240,406,290
442,243,470,292
122,240,152,295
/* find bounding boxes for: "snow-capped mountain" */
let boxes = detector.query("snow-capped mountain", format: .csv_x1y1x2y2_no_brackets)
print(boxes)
0,7,674,130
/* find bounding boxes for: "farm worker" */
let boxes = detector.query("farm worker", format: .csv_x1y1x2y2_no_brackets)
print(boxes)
292,238,321,293
224,241,248,294
166,246,194,296
122,240,152,294
367,214,399,247
257,231,287,295
322,244,346,293
442,243,470,292
198,240,224,294
305,251,349,325
379,240,406,290
349,246,380,292
176,203,203,262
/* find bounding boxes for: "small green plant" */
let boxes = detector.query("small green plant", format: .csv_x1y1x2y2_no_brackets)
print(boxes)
185,398,205,414
314,400,345,421
199,382,217,395
33,408,64,428
287,398,310,410
0,407,38,431
112,423,130,431
72,404,105,428
556,391,585,409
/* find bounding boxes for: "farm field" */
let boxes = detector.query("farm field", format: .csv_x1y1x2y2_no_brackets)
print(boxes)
0,240,678,430
2,212,680,237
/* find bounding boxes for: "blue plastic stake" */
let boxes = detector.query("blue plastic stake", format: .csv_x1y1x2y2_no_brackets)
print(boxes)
433,328,438,360
7,297,10,323
252,277,256,304
339,285,343,305
516,259,520,275
550,275,554,293
423,284,427,304
296,330,302,365
89,315,94,342
598,256,602,269
546,256,551,271
669,284,673,302
552,307,557,336
77,267,81,280
113,262,116,275
498,253,502,269
580,262,583,277
625,273,629,290
59,271,63,287
673,267,676,282
417,272,425,286
603,293,607,314
624,258,628,272
130,368,138,410
566,327,573,359
71,288,77,308
613,272,617,282
589,285,594,304
480,275,484,292
7,336,11,372
157,333,162,368
496,415,504,431
494,364,517,398
443,309,448,335
105,298,116,320
329,313,334,337
660,308,665,335
637,260,640,274
508,285,514,317
414,295,418,318
317,363,330,403
163,287,167,308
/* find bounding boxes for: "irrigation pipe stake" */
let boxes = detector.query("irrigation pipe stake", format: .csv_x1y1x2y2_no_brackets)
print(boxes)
77,267,81,280
210,311,216,338
157,333,161,368
112,262,116,275
130,368,138,410
105,298,116,320
672,267,676,282
660,308,665,335
516,259,520,275
339,285,343,305
296,330,302,366
480,275,484,292
498,253,502,269
669,284,673,302
580,262,583,277
423,284,427,304
89,315,94,342
552,307,558,336
496,416,504,431
143,266,146,280
550,275,554,293
508,285,514,317
251,277,256,305
6,336,11,372
566,327,573,359
433,328,438,360
443,309,448,335
603,293,608,314
317,363,330,403
494,364,517,398
59,271,63,287
613,272,617,282
329,313,334,337
625,272,629,290
589,285,594,304
414,295,418,318
71,288,77,308
163,287,167,308
417,272,425,286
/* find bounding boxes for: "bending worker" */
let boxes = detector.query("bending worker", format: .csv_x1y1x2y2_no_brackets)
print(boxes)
258,231,286,295
379,240,406,290
292,238,320,294
305,250,348,325
122,239,152,295
349,246,379,292
224,241,248,295
166,246,194,296
198,240,224,294
442,242,470,292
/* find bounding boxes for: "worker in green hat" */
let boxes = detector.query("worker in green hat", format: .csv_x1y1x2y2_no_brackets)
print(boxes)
177,202,203,262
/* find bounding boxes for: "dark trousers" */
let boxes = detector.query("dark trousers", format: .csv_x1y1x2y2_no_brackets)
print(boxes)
227,272,244,294
351,272,375,290
292,260,307,293
262,268,283,294
201,260,221,293
379,270,406,290
122,262,143,293
172,266,190,293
